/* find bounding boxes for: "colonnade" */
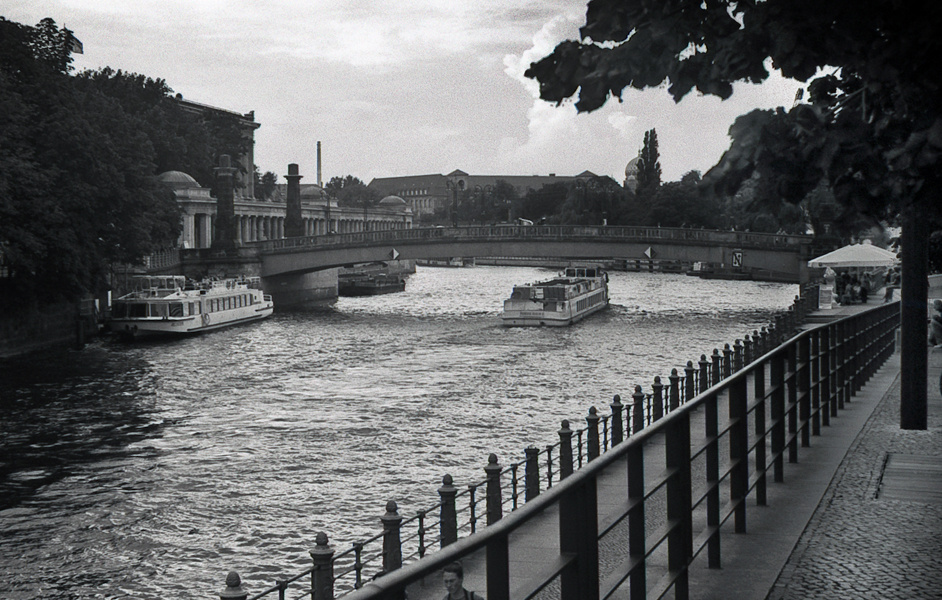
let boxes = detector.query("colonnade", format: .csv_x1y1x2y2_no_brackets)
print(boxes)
180,210,413,248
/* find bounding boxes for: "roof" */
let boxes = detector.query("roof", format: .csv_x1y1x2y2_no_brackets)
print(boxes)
808,242,899,268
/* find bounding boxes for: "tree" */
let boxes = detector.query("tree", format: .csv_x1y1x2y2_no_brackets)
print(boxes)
525,0,942,429
636,128,661,201
325,175,379,208
0,17,243,310
254,168,278,200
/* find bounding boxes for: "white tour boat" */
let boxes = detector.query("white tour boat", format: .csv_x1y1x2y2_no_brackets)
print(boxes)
109,275,274,340
502,266,609,327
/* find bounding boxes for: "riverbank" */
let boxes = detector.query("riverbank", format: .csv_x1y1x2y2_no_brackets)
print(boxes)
0,299,99,358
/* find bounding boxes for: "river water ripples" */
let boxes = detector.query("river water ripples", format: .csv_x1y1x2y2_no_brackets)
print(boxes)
0,266,797,599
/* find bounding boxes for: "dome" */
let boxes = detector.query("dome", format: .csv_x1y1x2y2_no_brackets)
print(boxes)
157,170,200,189
300,185,328,201
379,195,407,206
625,156,641,177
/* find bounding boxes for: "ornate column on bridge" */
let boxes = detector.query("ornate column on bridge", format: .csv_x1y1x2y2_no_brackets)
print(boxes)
284,163,304,238
211,154,239,253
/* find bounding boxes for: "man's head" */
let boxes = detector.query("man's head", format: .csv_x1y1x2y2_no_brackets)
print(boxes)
443,561,464,595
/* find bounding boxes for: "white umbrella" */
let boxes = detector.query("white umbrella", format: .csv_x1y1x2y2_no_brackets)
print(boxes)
808,242,899,268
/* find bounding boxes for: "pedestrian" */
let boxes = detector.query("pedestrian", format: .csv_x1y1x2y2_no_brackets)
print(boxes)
929,300,942,347
442,561,484,600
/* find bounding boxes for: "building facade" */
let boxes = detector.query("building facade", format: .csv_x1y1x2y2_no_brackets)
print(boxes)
368,169,603,221
159,171,413,249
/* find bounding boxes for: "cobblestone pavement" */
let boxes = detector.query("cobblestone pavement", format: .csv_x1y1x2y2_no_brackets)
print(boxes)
768,349,942,600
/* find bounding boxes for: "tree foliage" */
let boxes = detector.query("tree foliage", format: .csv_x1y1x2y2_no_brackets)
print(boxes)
525,0,942,223
636,128,662,201
525,0,942,426
254,168,278,200
0,17,248,310
326,175,379,207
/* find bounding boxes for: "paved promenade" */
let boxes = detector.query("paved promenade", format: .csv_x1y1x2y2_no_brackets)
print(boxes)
691,304,942,599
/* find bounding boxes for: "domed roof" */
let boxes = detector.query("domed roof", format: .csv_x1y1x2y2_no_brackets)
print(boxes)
300,185,327,199
625,156,641,177
157,170,200,189
379,195,407,206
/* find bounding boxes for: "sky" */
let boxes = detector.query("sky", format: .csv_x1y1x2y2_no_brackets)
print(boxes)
2,0,802,185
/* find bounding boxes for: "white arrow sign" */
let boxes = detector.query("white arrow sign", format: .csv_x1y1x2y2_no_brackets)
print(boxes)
390,248,400,260
644,246,654,259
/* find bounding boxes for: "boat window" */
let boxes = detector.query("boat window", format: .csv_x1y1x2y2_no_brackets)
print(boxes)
129,303,147,317
151,303,168,318
169,303,183,317
112,303,126,318
189,302,196,315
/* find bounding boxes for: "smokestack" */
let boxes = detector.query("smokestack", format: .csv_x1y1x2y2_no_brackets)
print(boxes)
317,141,322,187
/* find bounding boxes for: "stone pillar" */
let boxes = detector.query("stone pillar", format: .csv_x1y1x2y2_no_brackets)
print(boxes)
286,164,303,239
212,154,239,253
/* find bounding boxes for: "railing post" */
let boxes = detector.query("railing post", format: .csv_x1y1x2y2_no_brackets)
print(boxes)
586,407,601,461
685,361,696,401
438,474,458,548
729,375,749,534
760,326,769,356
771,350,786,483
711,349,721,385
218,571,247,600
310,532,335,600
722,343,733,377
381,501,403,576
799,334,812,447
559,479,600,600
669,368,681,411
811,330,822,436
632,386,646,434
485,454,503,525
610,394,624,446
651,377,664,422
558,420,574,479
743,334,753,366
698,355,710,394
787,341,799,463
821,326,833,426
666,411,693,598
525,445,540,501
627,442,646,596
754,358,768,507
733,339,744,372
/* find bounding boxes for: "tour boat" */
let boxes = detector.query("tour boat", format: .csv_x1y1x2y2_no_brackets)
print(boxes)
502,266,609,326
108,275,274,340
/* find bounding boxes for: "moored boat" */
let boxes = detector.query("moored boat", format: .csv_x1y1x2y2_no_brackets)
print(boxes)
502,266,609,326
108,275,273,340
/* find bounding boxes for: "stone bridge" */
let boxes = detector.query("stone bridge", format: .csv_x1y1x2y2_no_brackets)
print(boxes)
178,225,814,306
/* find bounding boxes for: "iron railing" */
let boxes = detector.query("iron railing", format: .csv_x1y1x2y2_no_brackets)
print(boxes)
211,287,842,599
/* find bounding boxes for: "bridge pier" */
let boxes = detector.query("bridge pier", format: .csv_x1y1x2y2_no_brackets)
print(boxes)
262,270,339,308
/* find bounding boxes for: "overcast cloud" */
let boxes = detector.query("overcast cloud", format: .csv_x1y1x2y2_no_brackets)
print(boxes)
2,0,801,183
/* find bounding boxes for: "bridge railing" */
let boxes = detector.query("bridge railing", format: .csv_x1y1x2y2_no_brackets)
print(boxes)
252,226,811,254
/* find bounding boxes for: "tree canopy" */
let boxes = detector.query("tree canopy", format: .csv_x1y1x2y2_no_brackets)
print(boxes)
636,128,662,201
525,0,942,428
0,17,250,310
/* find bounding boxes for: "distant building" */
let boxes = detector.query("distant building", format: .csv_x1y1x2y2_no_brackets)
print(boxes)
368,169,602,220
174,96,260,198
624,155,640,192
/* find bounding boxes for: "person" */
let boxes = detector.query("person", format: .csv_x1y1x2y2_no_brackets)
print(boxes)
929,300,942,347
442,561,484,600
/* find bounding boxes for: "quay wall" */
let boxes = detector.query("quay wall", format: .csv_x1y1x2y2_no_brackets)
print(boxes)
0,300,99,359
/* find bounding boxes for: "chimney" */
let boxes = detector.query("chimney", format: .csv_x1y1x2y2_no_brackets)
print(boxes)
317,141,322,187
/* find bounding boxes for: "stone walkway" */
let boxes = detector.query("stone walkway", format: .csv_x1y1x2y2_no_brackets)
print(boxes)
767,347,942,600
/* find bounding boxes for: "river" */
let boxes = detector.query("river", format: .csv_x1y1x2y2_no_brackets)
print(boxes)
0,265,797,599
